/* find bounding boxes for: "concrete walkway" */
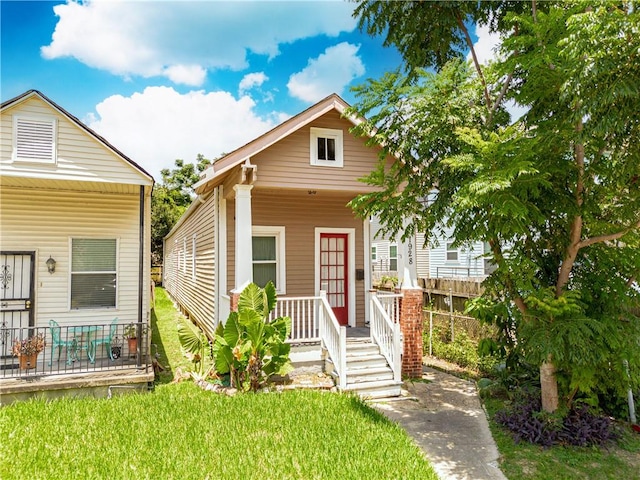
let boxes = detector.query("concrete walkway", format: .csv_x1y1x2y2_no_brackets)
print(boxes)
371,366,507,480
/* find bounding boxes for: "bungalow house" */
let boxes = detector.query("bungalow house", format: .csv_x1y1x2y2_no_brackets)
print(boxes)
164,94,425,398
0,90,154,403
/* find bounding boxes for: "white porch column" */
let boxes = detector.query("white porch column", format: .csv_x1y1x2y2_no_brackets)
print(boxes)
233,184,253,290
397,220,419,289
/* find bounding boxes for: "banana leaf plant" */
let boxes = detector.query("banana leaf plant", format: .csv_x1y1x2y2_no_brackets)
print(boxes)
177,314,212,380
212,282,293,392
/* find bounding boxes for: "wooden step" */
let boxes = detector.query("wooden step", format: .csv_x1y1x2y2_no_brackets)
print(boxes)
343,379,403,399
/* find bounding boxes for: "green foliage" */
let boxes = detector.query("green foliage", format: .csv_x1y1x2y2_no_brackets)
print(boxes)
351,0,640,412
424,326,498,375
151,155,211,263
212,282,293,392
177,315,211,379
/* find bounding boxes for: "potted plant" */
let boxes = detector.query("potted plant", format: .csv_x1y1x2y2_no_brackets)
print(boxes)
124,323,148,357
12,333,45,370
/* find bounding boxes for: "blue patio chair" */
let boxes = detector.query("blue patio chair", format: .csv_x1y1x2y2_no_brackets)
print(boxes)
48,319,78,366
88,317,119,363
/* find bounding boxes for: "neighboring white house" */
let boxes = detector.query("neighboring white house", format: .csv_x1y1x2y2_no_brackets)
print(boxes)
0,90,154,398
371,216,488,281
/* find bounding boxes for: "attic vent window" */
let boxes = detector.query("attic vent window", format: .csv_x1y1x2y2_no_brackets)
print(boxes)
13,115,57,164
310,127,343,168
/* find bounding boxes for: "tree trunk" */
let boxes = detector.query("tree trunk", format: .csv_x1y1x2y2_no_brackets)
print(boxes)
540,358,559,412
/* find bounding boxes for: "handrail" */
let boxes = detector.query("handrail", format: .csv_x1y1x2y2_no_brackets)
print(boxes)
318,291,347,390
375,291,402,323
370,292,402,384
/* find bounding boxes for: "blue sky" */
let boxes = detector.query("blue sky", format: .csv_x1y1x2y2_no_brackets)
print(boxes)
1,1,495,180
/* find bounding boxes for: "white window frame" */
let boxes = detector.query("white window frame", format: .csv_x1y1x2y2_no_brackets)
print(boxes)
446,241,459,262
389,243,398,271
371,245,377,261
69,238,118,310
252,226,286,294
175,239,180,272
12,115,57,164
182,238,187,273
192,234,197,281
310,127,343,168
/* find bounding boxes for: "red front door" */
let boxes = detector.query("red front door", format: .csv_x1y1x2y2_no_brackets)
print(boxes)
319,233,348,326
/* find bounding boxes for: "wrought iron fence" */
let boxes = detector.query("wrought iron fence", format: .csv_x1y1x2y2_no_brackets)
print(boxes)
0,321,150,378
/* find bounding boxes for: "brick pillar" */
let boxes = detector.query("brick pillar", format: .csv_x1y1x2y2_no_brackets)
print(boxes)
400,288,424,378
229,292,240,312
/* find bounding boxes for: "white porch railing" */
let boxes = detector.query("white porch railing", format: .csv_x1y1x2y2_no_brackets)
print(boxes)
269,296,321,343
370,291,402,384
318,291,347,390
375,291,402,324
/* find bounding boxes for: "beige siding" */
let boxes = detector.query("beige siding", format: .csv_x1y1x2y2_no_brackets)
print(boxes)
251,110,389,193
226,188,367,326
164,190,217,338
1,96,150,186
416,232,430,279
0,186,149,328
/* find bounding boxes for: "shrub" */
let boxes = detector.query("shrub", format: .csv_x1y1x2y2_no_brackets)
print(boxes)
212,282,293,392
424,327,498,374
495,394,620,447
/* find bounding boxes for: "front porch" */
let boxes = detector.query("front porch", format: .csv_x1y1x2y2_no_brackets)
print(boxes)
0,321,153,404
273,290,407,398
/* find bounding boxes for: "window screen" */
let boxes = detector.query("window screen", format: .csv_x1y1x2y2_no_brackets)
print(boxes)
71,238,117,309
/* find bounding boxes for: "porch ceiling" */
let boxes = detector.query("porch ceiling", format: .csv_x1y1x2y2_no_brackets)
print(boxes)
0,175,146,195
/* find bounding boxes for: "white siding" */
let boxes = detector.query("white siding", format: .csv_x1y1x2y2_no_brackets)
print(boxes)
164,190,218,339
415,232,430,278
0,186,149,327
428,225,485,278
1,95,151,186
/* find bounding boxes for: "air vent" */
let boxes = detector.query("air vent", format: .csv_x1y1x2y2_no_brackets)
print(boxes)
14,116,56,164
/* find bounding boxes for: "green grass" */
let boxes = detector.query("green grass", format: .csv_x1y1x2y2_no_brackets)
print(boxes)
0,288,438,480
0,384,437,479
484,397,640,480
150,286,194,384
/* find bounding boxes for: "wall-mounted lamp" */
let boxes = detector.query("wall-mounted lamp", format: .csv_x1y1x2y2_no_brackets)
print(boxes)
46,256,56,274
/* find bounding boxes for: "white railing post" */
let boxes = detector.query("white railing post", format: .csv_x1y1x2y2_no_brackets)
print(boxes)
339,326,347,390
393,322,402,383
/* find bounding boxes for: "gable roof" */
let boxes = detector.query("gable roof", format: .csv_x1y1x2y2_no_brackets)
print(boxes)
1,89,154,184
194,93,364,194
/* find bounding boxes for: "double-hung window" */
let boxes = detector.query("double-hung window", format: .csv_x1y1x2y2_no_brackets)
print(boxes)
446,241,459,261
310,127,343,167
389,244,398,271
252,226,286,293
70,238,117,309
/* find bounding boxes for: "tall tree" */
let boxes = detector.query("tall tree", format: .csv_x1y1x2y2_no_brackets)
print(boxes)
349,0,640,412
151,154,211,264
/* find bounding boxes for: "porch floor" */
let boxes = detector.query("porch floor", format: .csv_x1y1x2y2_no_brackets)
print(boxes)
346,326,370,338
0,354,153,404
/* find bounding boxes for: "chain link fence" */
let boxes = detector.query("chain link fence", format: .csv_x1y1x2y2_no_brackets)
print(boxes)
424,309,495,352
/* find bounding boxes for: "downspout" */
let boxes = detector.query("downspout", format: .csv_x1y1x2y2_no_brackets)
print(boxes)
137,185,144,368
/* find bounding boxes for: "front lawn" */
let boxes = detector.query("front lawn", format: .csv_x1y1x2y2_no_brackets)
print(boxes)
0,288,438,479
1,384,437,479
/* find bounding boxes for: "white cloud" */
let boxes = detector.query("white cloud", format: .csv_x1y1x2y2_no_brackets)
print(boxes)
287,42,365,103
163,65,207,86
41,0,357,86
239,72,268,93
467,23,501,66
468,23,527,122
87,87,281,180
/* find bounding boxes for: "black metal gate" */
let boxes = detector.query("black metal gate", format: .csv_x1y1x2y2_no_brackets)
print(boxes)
0,252,35,359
